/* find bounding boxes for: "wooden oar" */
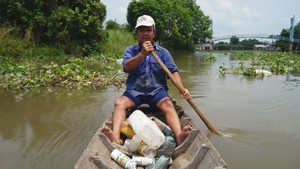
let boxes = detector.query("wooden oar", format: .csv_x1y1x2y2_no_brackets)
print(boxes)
151,51,220,135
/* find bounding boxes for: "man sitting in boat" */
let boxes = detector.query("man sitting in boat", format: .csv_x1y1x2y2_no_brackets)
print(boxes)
101,15,192,146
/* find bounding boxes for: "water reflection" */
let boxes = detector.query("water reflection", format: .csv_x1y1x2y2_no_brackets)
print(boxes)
0,88,113,169
285,72,300,90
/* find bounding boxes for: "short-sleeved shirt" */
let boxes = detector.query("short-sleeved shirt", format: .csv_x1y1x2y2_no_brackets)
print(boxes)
122,42,178,97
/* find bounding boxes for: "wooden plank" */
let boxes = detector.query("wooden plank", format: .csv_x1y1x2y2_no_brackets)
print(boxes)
173,129,200,159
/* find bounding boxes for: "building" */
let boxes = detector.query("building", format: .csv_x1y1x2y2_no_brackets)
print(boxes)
253,44,267,50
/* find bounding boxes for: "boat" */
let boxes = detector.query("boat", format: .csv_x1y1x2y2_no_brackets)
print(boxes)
74,101,228,169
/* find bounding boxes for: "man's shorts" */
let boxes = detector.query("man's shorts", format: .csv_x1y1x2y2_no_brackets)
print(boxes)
123,89,170,109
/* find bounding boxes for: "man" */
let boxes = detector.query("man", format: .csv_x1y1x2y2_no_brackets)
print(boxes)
101,15,192,146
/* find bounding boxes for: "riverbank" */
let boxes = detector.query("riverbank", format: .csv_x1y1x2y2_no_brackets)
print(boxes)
0,28,136,96
2,27,300,97
0,54,126,95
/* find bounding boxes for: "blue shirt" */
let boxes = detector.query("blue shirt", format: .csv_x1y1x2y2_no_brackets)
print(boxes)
122,43,178,97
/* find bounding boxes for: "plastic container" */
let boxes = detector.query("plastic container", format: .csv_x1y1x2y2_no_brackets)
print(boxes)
132,156,154,166
123,139,131,149
120,120,135,138
138,142,157,158
111,149,136,169
149,116,173,136
128,135,142,153
127,110,165,149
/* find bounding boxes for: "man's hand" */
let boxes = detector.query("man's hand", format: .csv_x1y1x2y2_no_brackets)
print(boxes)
180,88,191,100
140,41,154,57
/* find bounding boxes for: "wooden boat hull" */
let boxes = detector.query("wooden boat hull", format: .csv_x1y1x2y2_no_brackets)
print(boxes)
74,105,228,169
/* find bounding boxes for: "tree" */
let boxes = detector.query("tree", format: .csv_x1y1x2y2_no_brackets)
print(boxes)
230,36,239,45
294,22,300,50
274,22,300,51
1,0,107,55
294,22,300,38
274,29,291,51
240,39,261,50
127,0,212,50
106,20,121,30
214,41,230,50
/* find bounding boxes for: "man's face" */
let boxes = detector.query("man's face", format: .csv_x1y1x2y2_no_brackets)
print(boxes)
136,26,156,43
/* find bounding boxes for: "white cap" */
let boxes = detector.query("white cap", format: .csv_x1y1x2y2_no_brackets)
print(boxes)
135,15,155,29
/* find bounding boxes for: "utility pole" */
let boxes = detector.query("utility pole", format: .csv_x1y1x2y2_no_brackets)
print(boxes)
289,15,295,51
210,19,214,50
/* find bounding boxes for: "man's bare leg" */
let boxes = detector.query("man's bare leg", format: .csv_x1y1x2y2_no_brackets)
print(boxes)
100,96,134,144
157,97,192,146
176,125,193,145
100,126,123,144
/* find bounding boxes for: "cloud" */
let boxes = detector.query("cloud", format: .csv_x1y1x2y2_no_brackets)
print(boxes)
117,6,127,15
103,0,300,36
197,0,263,36
102,0,129,23
242,7,260,19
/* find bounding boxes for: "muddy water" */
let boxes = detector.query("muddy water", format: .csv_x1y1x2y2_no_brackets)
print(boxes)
1,51,300,169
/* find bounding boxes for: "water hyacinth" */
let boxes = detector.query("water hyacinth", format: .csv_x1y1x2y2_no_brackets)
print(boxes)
0,55,125,94
219,51,300,77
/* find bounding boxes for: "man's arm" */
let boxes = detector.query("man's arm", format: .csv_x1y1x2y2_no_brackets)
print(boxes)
172,71,191,100
123,53,145,72
123,41,153,72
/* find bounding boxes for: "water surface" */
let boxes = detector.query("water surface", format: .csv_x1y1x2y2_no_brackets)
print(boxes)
1,51,300,169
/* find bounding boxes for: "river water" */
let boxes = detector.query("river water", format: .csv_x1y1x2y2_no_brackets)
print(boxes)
1,51,300,169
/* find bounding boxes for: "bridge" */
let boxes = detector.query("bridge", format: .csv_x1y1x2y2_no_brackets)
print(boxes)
211,34,300,43
211,15,300,44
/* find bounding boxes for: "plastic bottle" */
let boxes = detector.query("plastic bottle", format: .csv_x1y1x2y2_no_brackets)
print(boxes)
111,149,135,169
132,156,154,166
138,142,157,158
123,139,131,149
128,162,137,169
120,120,135,138
128,135,142,153
127,110,165,149
111,149,136,168
149,116,173,136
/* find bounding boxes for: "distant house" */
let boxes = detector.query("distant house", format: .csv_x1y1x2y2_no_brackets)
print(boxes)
253,44,267,50
199,44,213,50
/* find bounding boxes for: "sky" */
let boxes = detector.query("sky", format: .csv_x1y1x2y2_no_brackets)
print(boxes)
101,0,300,38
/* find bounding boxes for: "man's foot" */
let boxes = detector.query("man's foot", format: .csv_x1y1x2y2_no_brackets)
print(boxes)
176,125,193,146
100,126,123,145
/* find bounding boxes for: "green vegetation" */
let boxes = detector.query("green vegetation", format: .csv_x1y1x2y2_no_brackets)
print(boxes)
219,62,258,77
1,0,107,56
1,0,213,95
104,29,136,57
275,22,300,51
0,54,125,94
219,51,300,77
0,27,137,95
127,0,212,50
215,37,267,50
0,27,64,58
1,0,248,96
202,52,217,63
1,0,212,54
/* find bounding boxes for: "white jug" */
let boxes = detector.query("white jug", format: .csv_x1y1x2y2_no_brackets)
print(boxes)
127,110,165,149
